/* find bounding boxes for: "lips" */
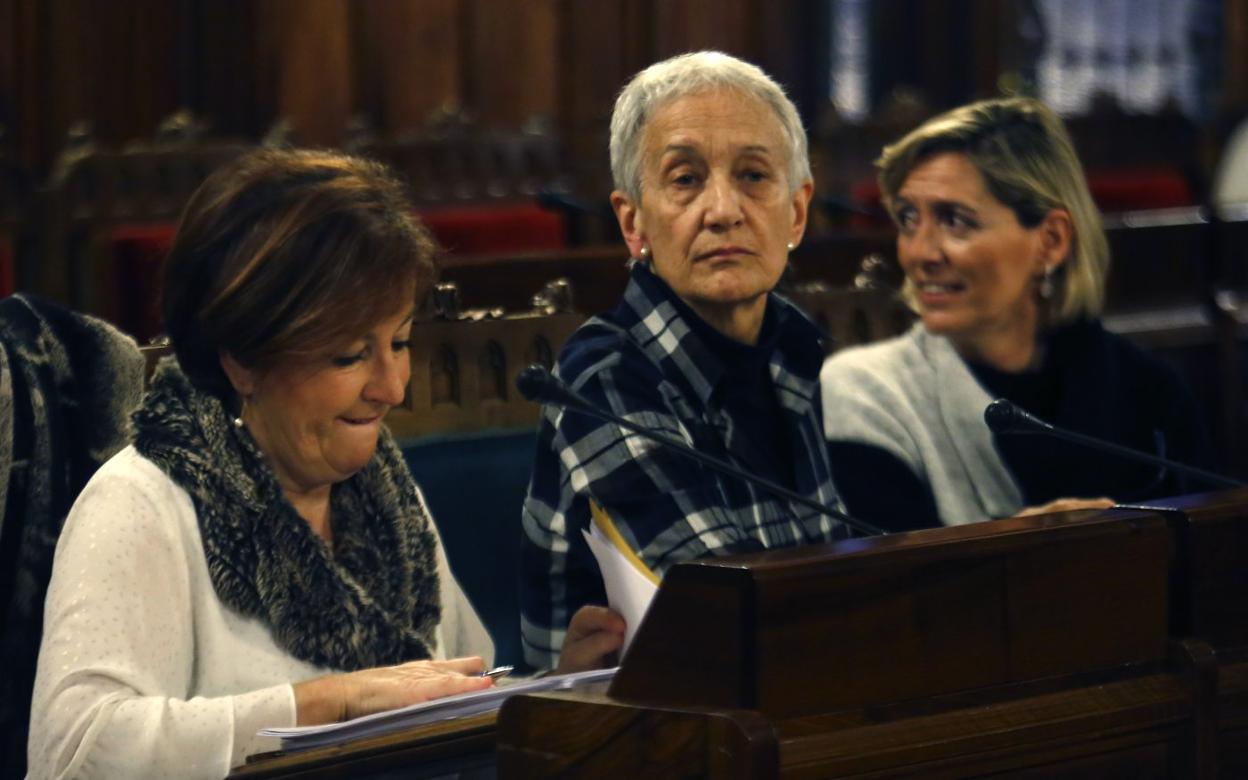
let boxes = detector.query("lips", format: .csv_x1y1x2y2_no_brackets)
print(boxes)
340,413,384,426
696,246,753,261
915,279,966,295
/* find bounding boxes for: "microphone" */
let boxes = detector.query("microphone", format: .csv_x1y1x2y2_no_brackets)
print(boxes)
983,398,1243,490
516,364,886,537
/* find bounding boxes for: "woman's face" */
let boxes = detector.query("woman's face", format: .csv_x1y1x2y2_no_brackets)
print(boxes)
231,308,414,496
612,87,812,335
893,152,1068,358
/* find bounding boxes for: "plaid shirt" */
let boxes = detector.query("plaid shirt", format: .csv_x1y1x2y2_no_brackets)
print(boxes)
520,262,848,670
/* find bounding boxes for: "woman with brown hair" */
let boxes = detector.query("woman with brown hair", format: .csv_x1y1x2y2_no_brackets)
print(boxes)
28,149,620,778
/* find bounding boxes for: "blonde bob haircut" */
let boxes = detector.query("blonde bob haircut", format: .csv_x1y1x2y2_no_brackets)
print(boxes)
877,97,1108,325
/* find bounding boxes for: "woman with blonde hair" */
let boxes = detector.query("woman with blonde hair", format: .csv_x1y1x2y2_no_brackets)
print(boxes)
821,97,1212,531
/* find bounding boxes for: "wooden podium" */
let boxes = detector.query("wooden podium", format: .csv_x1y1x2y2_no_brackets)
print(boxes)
233,493,1248,778
497,495,1248,778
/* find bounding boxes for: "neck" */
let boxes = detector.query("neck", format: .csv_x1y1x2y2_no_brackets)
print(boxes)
686,295,767,345
949,322,1042,373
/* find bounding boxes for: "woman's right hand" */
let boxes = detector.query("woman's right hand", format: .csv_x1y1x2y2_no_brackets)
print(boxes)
293,656,493,725
1012,497,1115,518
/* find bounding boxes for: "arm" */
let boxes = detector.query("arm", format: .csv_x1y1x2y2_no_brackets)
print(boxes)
520,349,753,669
825,441,942,532
28,463,294,779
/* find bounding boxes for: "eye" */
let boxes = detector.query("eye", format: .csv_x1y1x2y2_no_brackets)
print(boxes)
740,169,769,183
391,339,412,354
894,205,918,231
945,211,978,235
671,171,700,187
331,349,367,368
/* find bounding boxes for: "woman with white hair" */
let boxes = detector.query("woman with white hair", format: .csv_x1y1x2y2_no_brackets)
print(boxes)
520,51,849,671
821,97,1214,532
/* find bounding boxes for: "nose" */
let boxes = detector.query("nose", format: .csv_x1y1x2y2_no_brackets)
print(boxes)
702,173,744,231
365,347,410,407
898,215,942,268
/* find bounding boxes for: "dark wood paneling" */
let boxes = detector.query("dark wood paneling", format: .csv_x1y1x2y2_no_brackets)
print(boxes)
353,0,464,134
254,0,353,147
467,0,558,128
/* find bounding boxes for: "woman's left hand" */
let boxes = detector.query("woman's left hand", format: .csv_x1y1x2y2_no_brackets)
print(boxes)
556,605,625,674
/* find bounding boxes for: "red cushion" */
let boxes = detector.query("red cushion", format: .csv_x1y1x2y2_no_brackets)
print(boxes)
1085,167,1193,213
417,203,566,255
110,224,177,342
0,238,15,299
849,166,1193,227
103,203,567,341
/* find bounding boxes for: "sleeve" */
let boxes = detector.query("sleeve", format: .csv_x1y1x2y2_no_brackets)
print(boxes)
825,441,942,533
419,487,495,666
519,346,752,670
27,464,295,780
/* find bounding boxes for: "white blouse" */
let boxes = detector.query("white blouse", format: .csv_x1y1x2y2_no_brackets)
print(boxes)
28,446,493,780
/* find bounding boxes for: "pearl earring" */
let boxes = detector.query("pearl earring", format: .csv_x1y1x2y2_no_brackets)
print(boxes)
638,246,650,258
233,398,248,429
786,242,796,251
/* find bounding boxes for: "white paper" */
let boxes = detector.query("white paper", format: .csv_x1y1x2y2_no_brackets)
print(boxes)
260,667,617,752
582,523,659,655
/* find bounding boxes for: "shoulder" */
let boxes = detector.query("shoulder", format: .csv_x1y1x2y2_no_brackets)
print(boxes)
556,314,664,396
61,446,199,558
821,326,930,396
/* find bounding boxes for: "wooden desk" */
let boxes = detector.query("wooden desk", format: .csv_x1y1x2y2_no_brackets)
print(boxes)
230,712,498,779
234,493,1248,778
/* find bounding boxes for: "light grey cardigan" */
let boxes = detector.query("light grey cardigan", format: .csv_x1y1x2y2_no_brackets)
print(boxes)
819,324,1024,525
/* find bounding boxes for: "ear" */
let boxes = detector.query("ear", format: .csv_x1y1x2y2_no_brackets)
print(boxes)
219,351,258,397
788,179,815,248
610,190,647,259
1036,208,1073,272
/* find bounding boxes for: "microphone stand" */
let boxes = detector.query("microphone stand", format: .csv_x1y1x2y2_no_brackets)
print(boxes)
518,366,886,537
984,399,1243,490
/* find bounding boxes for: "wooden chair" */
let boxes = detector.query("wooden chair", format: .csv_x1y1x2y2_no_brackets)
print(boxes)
36,122,251,338
0,152,30,296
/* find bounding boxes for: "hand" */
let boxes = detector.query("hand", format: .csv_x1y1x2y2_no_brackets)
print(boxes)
1012,496,1115,518
556,605,625,675
294,656,492,725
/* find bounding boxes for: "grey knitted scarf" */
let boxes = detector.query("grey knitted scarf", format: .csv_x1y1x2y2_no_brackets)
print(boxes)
131,360,441,671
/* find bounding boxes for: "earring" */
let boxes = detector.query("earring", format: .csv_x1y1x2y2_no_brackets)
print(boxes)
638,246,650,259
1038,265,1055,299
233,398,247,429
786,242,796,251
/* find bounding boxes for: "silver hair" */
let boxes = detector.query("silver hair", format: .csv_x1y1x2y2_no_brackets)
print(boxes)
608,50,812,202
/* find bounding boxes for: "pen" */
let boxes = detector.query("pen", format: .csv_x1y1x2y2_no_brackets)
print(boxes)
481,665,514,680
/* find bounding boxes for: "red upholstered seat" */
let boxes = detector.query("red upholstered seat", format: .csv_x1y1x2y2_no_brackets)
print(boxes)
417,203,566,255
1084,167,1194,213
102,202,567,341
0,239,16,299
848,165,1194,228
110,224,178,343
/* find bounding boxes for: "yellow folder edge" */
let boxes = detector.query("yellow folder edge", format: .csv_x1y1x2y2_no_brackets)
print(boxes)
588,499,661,586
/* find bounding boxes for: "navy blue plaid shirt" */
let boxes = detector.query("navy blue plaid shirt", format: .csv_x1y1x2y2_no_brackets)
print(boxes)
520,261,848,669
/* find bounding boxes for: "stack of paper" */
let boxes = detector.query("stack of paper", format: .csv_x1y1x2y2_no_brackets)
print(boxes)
582,501,660,654
259,667,617,752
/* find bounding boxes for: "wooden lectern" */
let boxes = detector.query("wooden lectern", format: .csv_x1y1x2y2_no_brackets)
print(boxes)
233,493,1248,778
497,497,1248,778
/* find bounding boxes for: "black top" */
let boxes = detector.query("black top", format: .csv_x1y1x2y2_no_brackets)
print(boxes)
827,319,1216,533
670,291,796,490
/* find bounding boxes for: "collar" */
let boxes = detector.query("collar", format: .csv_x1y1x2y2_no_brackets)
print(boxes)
616,261,825,408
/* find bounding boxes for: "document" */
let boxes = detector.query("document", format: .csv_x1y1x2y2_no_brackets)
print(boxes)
260,667,617,752
582,501,659,655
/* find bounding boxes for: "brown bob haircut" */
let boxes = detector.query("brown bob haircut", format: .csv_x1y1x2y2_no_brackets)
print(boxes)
162,148,437,401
